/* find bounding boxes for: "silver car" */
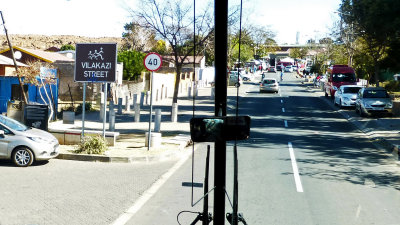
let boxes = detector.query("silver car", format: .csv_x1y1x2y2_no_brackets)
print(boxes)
334,85,363,108
355,87,393,117
0,115,59,167
260,78,279,93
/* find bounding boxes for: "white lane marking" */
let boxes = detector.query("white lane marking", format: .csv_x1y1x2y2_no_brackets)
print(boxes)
282,108,285,113
288,142,304,193
284,120,288,128
111,151,192,225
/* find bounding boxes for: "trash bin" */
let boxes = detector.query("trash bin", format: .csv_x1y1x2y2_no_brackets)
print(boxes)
24,104,49,131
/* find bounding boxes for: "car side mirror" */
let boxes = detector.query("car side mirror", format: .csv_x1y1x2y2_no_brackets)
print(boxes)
0,130,4,138
190,116,251,142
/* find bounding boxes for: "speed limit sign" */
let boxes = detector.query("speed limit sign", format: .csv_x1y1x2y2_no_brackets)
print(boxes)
144,52,162,71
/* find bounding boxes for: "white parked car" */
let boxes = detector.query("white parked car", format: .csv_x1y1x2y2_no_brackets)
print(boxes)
284,65,293,73
0,115,59,167
334,85,363,108
260,78,279,93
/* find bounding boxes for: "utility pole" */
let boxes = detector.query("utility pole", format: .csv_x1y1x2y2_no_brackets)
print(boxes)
0,11,28,104
214,0,228,224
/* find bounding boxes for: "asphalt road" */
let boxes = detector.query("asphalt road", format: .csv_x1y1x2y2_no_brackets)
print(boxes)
1,72,400,225
127,72,400,225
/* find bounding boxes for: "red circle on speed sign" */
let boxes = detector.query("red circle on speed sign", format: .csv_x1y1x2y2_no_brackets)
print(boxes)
144,52,163,71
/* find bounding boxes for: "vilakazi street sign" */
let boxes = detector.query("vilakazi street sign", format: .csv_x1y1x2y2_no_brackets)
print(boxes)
74,43,117,82
144,52,162,71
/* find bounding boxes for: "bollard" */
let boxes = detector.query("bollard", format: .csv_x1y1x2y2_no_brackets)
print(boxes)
146,91,150,105
154,109,162,132
211,87,215,100
125,96,130,112
165,87,168,98
160,87,164,100
156,89,159,101
140,92,145,107
134,103,140,122
109,101,115,131
145,132,162,148
171,103,178,122
188,86,192,98
117,97,123,115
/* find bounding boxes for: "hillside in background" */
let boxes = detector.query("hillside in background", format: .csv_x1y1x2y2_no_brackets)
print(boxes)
0,34,124,51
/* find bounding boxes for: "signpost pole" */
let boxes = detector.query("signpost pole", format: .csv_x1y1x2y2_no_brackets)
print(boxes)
103,83,107,139
147,71,154,150
82,82,86,137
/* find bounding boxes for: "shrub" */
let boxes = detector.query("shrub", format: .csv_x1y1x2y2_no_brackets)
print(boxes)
384,80,400,92
75,103,93,115
75,135,108,155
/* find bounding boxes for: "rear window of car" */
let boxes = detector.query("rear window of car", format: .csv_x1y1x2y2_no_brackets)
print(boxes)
263,79,276,84
363,90,389,98
343,87,362,93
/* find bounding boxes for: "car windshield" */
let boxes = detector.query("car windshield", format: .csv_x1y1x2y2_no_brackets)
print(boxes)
0,115,28,131
332,73,356,82
363,90,390,98
343,87,362,93
263,79,276,84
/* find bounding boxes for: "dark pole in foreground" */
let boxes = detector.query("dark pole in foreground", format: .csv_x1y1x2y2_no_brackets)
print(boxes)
0,11,28,104
214,0,228,224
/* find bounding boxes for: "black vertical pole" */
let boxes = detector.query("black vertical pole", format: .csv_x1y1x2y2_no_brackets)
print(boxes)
214,0,228,224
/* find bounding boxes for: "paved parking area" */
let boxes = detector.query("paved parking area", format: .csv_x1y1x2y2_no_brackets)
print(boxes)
0,159,176,225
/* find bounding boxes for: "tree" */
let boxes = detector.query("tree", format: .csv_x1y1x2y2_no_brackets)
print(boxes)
129,0,214,104
60,44,75,51
289,48,308,60
121,22,158,51
117,50,146,81
339,0,400,86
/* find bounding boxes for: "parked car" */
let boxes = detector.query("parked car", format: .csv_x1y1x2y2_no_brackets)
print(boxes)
284,65,293,73
260,78,279,93
228,74,242,86
334,85,363,108
324,65,357,98
355,87,393,117
0,115,59,166
240,73,252,81
268,66,276,72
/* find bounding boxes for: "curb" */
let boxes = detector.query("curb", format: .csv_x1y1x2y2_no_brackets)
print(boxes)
56,147,191,163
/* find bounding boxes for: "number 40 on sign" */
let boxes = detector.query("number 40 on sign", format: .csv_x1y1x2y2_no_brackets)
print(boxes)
144,52,162,72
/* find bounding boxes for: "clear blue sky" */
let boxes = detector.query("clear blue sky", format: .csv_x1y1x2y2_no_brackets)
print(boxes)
1,0,341,44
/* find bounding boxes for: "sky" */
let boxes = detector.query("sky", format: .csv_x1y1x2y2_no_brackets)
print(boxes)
1,0,341,45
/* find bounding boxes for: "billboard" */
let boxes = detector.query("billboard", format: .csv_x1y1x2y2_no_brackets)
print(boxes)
74,43,117,82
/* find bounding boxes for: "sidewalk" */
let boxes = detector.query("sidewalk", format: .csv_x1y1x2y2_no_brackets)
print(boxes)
50,86,215,163
303,80,400,160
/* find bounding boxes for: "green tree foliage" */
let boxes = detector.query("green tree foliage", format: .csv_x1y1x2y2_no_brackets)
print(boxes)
289,48,308,60
339,0,400,85
117,50,146,81
151,40,169,55
60,44,75,51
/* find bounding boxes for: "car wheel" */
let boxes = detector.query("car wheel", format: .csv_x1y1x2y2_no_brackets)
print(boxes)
339,100,343,108
243,77,248,81
12,147,34,167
